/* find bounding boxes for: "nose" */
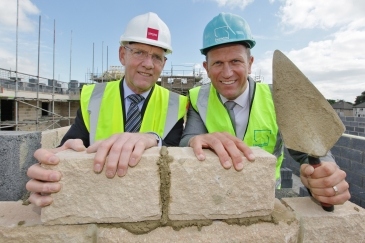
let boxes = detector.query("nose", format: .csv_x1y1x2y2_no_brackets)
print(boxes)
222,63,233,77
142,55,154,68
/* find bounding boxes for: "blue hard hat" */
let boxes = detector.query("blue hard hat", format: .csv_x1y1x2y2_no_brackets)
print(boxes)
200,12,256,55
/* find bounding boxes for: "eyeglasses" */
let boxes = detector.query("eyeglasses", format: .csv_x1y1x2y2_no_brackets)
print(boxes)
124,46,167,66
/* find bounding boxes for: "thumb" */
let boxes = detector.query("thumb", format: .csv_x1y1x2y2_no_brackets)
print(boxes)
62,139,86,152
301,164,315,177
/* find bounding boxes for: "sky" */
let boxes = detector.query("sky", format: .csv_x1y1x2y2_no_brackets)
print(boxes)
0,0,364,103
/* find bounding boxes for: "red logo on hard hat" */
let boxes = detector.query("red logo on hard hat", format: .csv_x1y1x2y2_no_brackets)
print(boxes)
147,28,159,40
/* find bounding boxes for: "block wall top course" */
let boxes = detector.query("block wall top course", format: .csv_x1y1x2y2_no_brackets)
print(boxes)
40,146,277,226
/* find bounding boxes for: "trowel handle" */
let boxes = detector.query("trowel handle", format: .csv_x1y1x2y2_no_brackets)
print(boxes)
308,156,334,212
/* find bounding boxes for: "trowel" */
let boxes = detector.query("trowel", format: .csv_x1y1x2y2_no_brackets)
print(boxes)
272,50,345,212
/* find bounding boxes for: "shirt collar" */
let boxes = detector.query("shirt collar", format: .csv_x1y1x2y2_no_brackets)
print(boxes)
123,78,151,100
220,81,250,109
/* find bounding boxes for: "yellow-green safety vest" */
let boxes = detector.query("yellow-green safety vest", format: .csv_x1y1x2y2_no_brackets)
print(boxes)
189,83,283,183
80,80,188,144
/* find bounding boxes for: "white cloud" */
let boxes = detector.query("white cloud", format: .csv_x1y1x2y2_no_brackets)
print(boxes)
253,0,365,103
0,0,40,32
253,21,365,102
206,0,255,9
278,0,365,31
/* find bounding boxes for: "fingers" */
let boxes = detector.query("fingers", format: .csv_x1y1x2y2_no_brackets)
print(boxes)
301,162,351,205
26,178,62,195
28,192,54,207
62,138,86,152
27,163,62,182
34,148,60,165
189,133,251,171
90,133,154,178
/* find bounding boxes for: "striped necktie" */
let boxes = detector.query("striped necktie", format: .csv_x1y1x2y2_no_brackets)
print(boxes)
125,94,144,132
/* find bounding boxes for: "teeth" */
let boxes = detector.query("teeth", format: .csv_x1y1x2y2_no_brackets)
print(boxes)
139,72,151,76
221,80,235,85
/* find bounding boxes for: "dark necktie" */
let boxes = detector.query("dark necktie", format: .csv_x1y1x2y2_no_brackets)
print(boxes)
125,94,144,132
225,101,236,131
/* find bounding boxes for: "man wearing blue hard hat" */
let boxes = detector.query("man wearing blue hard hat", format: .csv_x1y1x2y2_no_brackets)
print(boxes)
180,12,350,206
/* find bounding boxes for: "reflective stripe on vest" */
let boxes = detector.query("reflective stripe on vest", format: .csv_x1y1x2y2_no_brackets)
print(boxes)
80,80,188,144
189,83,283,182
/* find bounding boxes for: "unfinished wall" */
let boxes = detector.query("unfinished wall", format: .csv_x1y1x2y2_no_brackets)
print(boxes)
1,147,365,242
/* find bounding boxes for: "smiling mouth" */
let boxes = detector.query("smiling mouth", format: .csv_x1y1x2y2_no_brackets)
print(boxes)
138,71,152,77
221,80,235,85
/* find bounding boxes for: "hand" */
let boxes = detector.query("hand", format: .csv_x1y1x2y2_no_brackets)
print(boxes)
300,161,351,205
87,132,158,178
188,132,255,171
26,139,86,207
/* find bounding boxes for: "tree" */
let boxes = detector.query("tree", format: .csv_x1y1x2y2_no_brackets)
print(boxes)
354,91,365,105
327,99,336,105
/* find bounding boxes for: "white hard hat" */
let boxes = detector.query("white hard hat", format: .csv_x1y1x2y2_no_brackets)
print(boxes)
120,12,173,54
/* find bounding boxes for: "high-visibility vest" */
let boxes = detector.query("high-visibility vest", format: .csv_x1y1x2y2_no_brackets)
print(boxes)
189,83,283,183
80,80,188,144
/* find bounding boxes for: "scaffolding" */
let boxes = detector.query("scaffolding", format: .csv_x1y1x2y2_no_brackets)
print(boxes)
0,68,79,131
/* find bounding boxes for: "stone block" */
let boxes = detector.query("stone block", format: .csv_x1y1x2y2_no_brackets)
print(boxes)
168,147,276,220
41,147,162,225
0,131,41,201
97,199,299,243
0,201,97,243
41,126,70,149
282,197,365,242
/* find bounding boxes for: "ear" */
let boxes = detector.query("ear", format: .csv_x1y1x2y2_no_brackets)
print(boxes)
248,55,254,74
119,46,126,65
203,61,210,78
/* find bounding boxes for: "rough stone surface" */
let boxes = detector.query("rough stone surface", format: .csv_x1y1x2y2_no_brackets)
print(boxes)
97,199,299,243
41,126,70,149
0,131,41,201
41,147,162,225
282,197,365,242
168,147,277,220
0,201,97,243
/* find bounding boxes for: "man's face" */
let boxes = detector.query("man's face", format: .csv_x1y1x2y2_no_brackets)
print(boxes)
203,44,254,100
119,43,166,94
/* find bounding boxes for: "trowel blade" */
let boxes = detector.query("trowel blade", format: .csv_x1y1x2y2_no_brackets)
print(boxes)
272,50,345,157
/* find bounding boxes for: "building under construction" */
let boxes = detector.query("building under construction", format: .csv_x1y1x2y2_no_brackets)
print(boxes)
0,65,204,131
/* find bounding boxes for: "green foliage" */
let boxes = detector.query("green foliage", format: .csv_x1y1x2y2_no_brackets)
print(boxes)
327,99,336,104
354,91,365,105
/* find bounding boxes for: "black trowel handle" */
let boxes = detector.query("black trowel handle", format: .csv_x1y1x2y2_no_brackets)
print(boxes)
308,156,334,212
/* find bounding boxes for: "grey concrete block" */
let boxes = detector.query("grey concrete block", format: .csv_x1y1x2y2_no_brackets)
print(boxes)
299,186,310,197
351,162,365,176
345,170,363,187
342,147,363,163
0,131,41,201
281,179,293,188
352,138,365,151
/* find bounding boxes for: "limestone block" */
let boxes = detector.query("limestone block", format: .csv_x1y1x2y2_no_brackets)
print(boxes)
282,197,365,242
0,201,97,243
168,147,277,220
41,147,161,225
97,199,299,243
41,126,70,149
41,129,58,149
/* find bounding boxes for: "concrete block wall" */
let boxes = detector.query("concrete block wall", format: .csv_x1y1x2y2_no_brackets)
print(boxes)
0,127,70,201
0,131,41,201
1,147,365,242
340,116,365,137
282,134,365,208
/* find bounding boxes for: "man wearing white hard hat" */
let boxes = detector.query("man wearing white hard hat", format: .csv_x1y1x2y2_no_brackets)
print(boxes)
26,12,188,207
180,12,350,206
